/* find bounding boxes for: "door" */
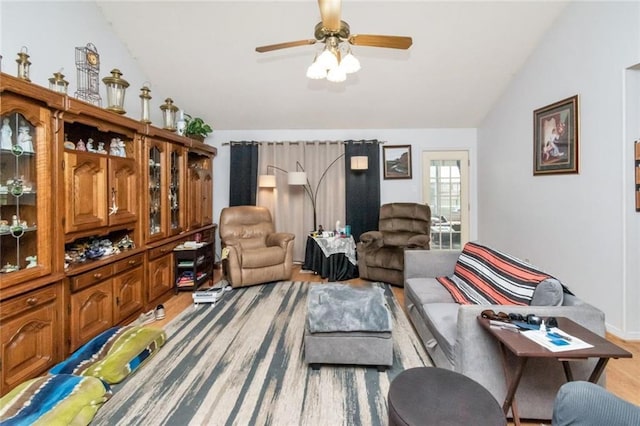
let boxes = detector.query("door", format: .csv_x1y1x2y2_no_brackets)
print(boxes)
69,280,113,351
108,156,138,226
63,151,108,233
147,253,173,305
113,266,144,323
422,151,469,250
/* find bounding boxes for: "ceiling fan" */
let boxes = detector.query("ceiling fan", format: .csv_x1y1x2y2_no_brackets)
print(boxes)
255,0,413,82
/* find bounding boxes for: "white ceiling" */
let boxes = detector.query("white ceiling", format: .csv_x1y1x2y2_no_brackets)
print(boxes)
96,1,567,131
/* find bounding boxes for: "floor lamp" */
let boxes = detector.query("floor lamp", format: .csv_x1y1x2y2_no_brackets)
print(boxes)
259,154,368,231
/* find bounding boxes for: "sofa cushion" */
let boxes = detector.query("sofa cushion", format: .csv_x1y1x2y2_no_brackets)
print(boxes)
406,277,456,306
530,278,564,306
50,325,166,384
0,374,111,425
436,242,555,305
421,303,459,363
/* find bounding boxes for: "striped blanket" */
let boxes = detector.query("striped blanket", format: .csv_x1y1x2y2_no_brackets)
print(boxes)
436,242,554,305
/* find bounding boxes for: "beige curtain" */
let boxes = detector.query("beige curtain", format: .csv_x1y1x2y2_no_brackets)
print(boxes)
257,141,345,262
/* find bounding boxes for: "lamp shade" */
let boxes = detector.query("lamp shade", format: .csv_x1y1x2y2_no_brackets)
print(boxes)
288,172,307,185
351,156,369,170
258,174,276,188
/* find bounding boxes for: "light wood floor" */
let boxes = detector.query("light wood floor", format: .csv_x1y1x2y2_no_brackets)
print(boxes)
150,265,639,425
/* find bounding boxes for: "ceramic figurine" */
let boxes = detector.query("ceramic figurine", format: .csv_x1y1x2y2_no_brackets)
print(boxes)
86,138,95,152
1,118,12,150
109,138,120,156
97,141,106,154
17,121,33,152
117,139,126,157
0,263,19,273
25,256,37,268
76,139,86,151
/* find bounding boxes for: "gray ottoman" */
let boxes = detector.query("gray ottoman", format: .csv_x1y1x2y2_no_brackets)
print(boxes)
304,283,393,371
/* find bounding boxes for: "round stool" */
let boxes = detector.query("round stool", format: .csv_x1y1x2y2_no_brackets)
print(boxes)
388,367,506,426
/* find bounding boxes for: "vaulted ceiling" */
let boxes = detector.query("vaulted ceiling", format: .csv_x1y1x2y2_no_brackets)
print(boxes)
97,1,567,131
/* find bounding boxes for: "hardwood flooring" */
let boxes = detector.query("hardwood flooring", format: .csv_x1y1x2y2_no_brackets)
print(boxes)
150,265,639,425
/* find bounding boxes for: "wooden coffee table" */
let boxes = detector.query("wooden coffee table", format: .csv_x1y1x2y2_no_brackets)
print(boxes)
478,316,632,425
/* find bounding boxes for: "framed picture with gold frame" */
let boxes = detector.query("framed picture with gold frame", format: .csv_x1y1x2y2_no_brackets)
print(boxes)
383,145,412,179
533,95,579,175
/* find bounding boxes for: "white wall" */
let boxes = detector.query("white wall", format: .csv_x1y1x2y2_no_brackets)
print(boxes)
478,2,640,339
0,1,169,126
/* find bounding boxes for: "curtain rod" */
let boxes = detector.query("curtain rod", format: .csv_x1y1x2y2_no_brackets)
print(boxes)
223,140,385,146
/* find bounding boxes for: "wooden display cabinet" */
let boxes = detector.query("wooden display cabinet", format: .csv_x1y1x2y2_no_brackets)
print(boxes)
0,93,55,289
0,73,217,395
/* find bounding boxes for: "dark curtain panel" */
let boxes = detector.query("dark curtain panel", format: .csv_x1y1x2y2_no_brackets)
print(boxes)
229,142,258,206
345,140,381,241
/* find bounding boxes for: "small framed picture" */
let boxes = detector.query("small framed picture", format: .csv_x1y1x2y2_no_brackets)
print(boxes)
383,145,412,179
533,95,579,175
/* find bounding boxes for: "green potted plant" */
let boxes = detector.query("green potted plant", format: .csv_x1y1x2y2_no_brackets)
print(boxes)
184,114,213,141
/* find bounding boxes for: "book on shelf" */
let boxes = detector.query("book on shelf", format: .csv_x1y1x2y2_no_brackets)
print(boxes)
521,328,594,352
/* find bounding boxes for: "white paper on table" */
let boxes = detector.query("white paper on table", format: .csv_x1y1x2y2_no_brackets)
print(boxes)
521,328,594,352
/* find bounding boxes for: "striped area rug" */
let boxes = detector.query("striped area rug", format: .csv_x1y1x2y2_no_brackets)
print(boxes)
93,281,432,425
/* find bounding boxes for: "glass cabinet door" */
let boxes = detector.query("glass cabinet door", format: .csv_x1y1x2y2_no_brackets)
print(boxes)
0,102,52,286
169,146,184,235
148,142,166,240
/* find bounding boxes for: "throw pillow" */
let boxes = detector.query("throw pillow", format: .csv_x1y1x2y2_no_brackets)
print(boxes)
530,278,564,306
0,374,111,426
50,325,166,384
436,242,557,305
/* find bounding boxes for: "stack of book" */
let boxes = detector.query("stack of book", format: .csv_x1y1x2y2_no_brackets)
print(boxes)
176,271,194,287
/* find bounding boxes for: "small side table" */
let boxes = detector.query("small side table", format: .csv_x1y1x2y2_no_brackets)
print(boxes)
478,316,632,425
173,241,214,292
302,235,358,281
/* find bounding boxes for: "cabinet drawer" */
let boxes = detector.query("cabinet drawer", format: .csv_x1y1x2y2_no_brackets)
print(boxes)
113,254,144,275
70,264,114,292
0,286,58,321
148,242,176,260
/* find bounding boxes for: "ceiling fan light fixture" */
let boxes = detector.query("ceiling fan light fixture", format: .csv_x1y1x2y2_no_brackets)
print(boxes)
327,66,347,83
340,51,360,74
306,60,327,79
316,47,338,70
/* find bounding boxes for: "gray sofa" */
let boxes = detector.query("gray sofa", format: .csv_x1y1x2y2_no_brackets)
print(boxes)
404,248,606,421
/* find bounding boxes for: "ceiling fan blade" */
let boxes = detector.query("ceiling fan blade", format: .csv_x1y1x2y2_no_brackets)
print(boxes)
348,34,413,49
255,39,317,53
318,0,341,32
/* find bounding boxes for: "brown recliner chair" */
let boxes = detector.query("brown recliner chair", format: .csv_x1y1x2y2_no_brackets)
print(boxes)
219,206,295,288
357,203,431,287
